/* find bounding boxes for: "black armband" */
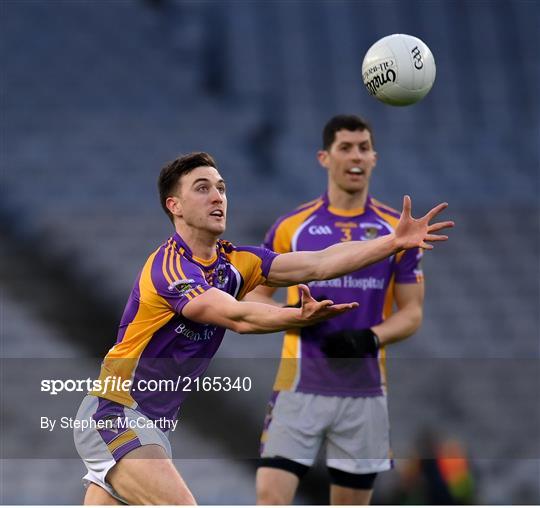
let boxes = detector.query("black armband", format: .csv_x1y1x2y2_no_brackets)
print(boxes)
321,329,380,358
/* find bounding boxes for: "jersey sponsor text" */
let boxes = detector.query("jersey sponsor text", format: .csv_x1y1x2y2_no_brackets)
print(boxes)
308,276,385,290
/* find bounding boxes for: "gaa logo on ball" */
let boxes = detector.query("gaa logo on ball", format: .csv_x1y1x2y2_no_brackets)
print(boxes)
362,34,436,106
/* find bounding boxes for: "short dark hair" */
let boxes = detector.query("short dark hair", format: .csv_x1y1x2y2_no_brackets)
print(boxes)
158,151,218,222
322,114,374,150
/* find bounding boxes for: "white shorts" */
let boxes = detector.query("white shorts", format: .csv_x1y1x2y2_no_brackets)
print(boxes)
261,391,392,474
73,395,172,502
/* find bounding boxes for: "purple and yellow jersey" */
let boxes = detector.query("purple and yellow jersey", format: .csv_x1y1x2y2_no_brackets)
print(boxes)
90,232,277,422
264,194,423,397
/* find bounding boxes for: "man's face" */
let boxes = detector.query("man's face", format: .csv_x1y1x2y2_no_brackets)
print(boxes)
170,166,227,235
318,129,377,194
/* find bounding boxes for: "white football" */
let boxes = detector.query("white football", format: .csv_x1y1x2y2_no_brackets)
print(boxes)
362,34,436,106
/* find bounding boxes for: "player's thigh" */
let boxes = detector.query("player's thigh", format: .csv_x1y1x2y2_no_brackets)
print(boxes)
106,444,196,505
326,395,391,474
84,483,122,505
330,484,373,505
256,467,300,505
261,391,329,463
74,396,176,503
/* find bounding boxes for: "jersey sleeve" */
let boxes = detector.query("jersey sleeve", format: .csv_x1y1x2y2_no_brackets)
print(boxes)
394,248,424,284
263,217,293,254
230,246,279,298
149,249,213,314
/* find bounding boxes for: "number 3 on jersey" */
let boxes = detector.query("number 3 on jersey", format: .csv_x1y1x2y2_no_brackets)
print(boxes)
340,227,352,242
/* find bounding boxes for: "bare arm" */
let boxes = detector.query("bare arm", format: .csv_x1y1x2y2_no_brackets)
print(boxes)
182,286,358,334
266,196,453,287
241,285,281,307
371,282,424,346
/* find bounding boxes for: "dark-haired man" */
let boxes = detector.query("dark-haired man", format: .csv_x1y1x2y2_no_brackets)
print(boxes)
251,115,431,505
74,151,452,504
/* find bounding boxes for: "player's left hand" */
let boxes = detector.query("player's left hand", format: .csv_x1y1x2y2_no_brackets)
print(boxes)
297,284,358,325
321,329,380,358
395,196,454,250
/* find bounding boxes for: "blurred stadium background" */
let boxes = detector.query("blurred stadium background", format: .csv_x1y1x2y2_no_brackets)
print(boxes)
1,0,539,504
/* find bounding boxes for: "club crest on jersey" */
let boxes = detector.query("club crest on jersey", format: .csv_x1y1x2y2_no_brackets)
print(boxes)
168,279,196,295
363,227,379,239
360,222,382,239
214,265,229,288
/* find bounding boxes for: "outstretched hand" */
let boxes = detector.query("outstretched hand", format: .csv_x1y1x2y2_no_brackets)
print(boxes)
297,284,358,325
395,196,454,250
